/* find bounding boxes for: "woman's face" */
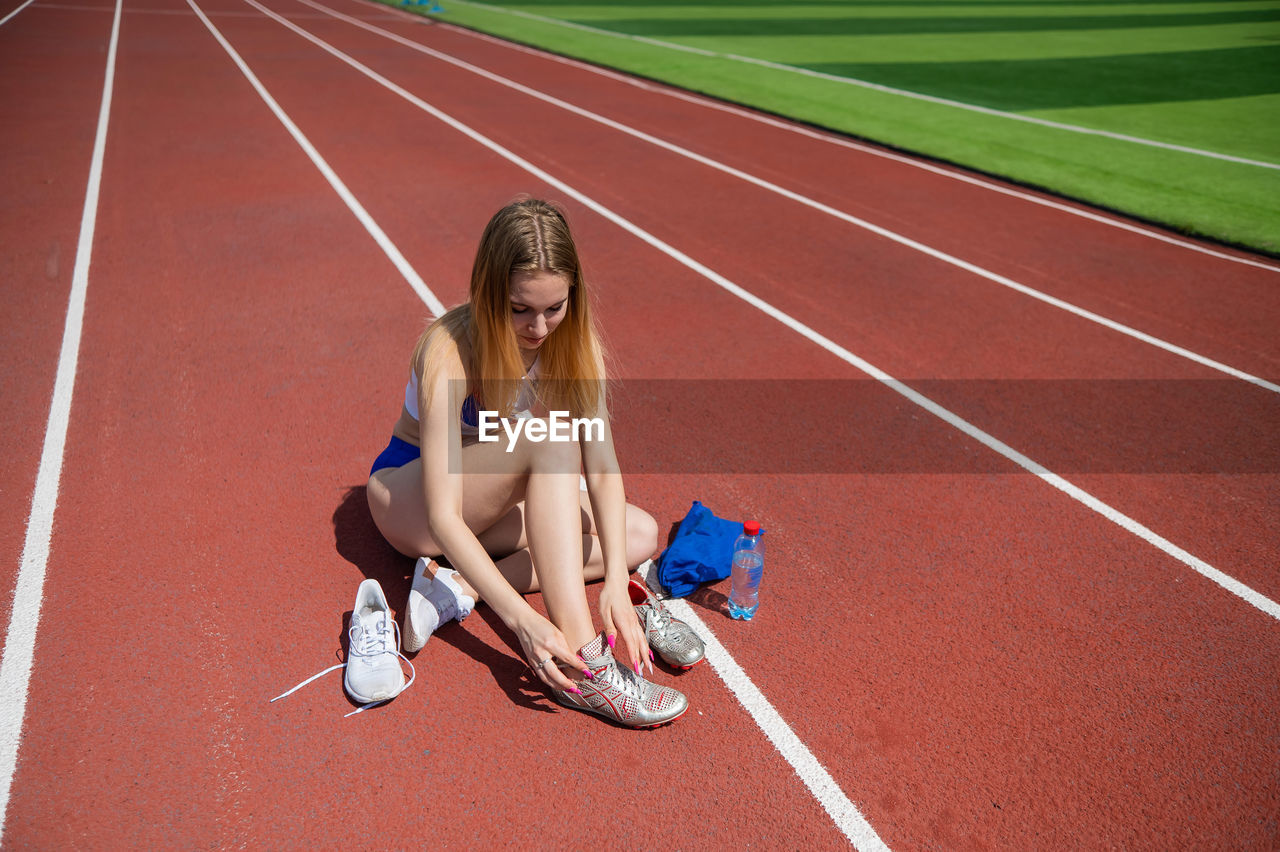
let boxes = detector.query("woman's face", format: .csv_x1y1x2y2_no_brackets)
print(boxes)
509,269,571,354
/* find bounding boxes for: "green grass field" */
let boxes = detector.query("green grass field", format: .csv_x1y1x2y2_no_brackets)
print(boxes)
389,0,1280,255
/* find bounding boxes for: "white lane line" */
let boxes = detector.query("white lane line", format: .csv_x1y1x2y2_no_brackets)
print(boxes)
426,16,1280,275
298,0,1280,396
230,0,1280,629
186,0,446,318
229,3,889,848
35,2,391,17
0,0,121,840
0,0,40,26
635,560,888,852
439,0,1280,171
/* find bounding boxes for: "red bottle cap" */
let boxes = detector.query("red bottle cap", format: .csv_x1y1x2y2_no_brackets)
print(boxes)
743,521,760,536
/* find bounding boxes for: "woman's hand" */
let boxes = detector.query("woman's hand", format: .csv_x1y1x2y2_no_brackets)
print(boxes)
599,576,651,677
514,610,593,693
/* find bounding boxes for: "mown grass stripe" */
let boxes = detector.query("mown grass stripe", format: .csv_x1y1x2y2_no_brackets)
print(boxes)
407,0,1280,253
446,0,1280,170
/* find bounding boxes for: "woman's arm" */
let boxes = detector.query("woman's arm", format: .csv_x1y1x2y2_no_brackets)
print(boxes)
580,415,649,675
580,416,627,581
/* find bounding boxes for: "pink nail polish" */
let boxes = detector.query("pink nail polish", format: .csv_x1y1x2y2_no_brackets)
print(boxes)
607,634,616,650
583,669,595,679
568,687,583,695
648,649,655,662
634,663,641,675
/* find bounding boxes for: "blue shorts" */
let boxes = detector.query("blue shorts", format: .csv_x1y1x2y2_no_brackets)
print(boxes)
370,435,421,476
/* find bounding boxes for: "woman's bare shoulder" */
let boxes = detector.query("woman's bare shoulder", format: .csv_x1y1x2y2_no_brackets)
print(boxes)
415,311,473,393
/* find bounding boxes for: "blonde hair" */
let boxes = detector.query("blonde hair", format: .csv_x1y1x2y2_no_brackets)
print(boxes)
412,198,606,420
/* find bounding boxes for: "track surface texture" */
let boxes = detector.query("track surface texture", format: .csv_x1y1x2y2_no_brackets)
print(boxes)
2,0,1278,848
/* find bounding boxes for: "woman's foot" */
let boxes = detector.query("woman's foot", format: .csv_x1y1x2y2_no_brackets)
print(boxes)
552,632,688,727
403,557,475,653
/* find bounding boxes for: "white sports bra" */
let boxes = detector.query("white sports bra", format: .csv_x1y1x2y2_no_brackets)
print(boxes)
404,358,541,436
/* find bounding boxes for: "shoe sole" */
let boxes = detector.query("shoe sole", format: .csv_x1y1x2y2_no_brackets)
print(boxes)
344,671,404,704
345,686,400,703
402,559,433,653
655,650,706,670
402,592,440,653
655,651,704,670
402,611,427,653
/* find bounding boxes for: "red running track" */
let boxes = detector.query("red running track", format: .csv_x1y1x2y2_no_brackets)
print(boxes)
2,0,1277,848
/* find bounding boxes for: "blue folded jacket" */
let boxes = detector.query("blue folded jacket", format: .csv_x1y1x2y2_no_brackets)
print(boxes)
656,501,748,598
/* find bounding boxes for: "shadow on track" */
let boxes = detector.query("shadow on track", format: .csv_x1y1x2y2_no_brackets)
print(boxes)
332,485,411,600
331,485,557,713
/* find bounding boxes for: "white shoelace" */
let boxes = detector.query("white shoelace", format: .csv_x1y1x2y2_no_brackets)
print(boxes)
608,659,646,701
638,595,674,642
271,617,415,718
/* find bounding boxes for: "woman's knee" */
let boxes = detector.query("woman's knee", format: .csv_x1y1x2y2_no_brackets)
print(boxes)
523,431,582,475
625,505,660,567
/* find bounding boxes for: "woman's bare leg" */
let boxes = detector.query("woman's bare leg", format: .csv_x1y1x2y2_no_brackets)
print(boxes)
470,502,657,594
366,436,658,650
368,463,657,592
520,437,595,650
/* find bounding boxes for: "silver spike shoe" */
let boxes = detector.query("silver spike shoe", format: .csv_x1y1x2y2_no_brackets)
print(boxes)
553,633,688,727
629,579,705,669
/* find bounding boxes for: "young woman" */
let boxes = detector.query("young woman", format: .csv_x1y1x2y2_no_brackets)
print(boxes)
366,198,693,727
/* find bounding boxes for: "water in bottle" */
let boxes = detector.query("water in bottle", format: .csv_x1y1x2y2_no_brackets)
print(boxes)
728,520,764,620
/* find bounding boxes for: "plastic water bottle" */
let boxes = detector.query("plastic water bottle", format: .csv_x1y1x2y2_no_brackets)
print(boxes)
728,521,764,620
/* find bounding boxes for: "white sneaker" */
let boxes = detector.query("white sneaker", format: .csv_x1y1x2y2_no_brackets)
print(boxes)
403,557,474,653
271,578,414,717
344,579,407,704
